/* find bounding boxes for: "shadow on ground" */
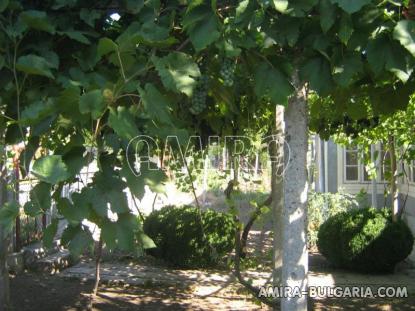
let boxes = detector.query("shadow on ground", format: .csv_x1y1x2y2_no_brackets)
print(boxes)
10,271,415,311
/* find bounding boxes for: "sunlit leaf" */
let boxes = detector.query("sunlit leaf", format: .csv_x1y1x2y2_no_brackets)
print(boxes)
32,155,71,184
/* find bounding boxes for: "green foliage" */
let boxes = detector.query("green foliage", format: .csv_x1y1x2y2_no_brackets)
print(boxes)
300,57,333,95
317,207,414,273
16,55,55,78
152,52,200,96
182,3,220,51
32,156,70,185
43,219,58,248
19,10,55,33
23,182,51,216
254,62,293,105
0,0,413,260
108,106,139,140
393,20,415,57
319,0,336,33
144,206,237,268
0,201,19,235
331,0,371,14
308,189,364,248
79,90,106,120
138,83,173,125
61,225,94,258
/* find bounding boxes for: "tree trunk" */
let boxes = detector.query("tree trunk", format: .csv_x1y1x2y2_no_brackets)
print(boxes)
254,152,259,179
202,154,209,204
370,144,378,209
89,237,103,310
0,229,10,311
272,105,285,292
92,238,103,296
388,135,399,221
222,146,227,171
233,153,239,185
281,71,309,311
0,162,10,311
14,162,20,252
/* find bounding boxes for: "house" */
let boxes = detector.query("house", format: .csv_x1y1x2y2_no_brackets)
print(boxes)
314,136,415,262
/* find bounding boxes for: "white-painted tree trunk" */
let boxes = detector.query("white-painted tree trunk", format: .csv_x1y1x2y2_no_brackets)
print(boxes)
281,72,309,311
254,152,259,179
272,105,285,292
388,135,399,221
371,144,378,209
202,155,209,204
222,147,227,171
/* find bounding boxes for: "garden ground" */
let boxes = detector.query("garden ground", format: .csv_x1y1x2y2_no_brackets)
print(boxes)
9,231,415,310
10,268,415,310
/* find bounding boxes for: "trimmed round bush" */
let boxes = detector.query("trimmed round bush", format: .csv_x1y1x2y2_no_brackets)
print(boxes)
143,205,237,268
317,207,414,273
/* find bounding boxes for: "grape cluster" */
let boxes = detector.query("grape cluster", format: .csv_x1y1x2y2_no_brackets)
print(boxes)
220,58,236,87
190,75,209,115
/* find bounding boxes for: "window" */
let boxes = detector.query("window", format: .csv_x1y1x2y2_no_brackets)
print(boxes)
345,146,359,181
343,145,379,183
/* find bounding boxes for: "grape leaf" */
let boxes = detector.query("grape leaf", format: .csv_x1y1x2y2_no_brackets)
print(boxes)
57,197,88,225
43,219,58,248
32,155,71,184
138,83,173,125
183,5,220,51
300,57,333,95
79,89,106,119
320,0,336,33
393,20,415,57
108,106,139,140
0,0,8,12
16,55,54,78
19,10,55,33
338,13,353,44
330,0,371,14
97,37,118,57
0,201,19,235
254,62,293,105
152,52,200,96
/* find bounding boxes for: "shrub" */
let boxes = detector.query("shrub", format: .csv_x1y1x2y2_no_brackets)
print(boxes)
317,207,414,273
143,205,237,268
308,189,364,248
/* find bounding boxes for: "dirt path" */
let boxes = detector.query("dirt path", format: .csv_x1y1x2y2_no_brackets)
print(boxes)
10,272,415,310
10,272,268,311
9,230,415,310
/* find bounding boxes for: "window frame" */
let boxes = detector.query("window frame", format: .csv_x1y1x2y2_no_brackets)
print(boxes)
342,144,384,184
343,146,362,183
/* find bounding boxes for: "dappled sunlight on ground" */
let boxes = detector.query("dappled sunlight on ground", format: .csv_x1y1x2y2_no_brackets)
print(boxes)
9,230,415,310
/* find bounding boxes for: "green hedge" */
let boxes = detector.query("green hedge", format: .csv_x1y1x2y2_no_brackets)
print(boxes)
143,205,237,268
308,189,363,247
317,207,414,273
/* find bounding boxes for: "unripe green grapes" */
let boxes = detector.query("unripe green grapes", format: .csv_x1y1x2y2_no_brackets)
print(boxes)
190,75,209,115
220,58,236,87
